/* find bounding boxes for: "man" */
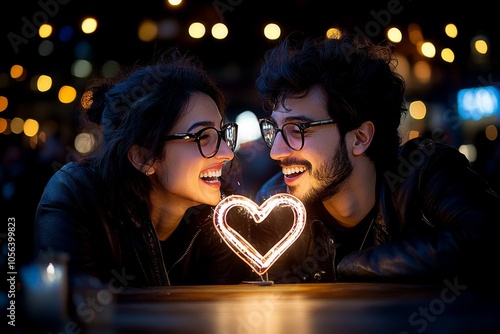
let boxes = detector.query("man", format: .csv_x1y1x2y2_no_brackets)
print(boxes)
253,30,500,286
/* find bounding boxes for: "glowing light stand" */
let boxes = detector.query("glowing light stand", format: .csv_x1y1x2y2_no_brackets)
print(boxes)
213,194,306,285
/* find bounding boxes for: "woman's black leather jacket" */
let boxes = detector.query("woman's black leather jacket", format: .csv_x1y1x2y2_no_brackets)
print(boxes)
34,162,250,287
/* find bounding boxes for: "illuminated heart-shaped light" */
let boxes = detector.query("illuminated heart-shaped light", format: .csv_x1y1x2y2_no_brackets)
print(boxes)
213,194,306,276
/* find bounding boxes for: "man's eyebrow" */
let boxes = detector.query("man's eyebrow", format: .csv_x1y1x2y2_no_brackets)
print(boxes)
282,115,313,123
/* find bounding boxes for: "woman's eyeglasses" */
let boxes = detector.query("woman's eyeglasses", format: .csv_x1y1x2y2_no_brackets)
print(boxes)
163,122,238,158
259,118,335,151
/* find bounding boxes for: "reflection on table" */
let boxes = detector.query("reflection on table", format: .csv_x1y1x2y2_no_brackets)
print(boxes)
35,280,498,334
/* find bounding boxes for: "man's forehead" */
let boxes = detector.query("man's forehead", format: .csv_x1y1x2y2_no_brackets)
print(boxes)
271,96,329,121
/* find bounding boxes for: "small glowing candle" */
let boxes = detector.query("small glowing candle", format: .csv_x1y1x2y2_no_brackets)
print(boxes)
213,193,306,276
20,252,69,330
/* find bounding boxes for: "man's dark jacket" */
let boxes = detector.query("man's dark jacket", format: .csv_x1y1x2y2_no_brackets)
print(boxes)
254,138,500,286
34,162,250,287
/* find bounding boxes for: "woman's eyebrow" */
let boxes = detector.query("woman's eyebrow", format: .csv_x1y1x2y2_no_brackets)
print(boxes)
186,120,214,132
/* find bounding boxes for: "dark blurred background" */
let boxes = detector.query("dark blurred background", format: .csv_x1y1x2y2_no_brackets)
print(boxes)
1,0,499,267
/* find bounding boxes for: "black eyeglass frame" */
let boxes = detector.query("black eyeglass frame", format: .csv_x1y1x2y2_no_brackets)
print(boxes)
259,118,335,151
163,122,238,158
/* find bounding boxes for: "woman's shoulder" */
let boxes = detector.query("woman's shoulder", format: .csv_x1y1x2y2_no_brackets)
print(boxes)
43,161,99,198
55,160,95,176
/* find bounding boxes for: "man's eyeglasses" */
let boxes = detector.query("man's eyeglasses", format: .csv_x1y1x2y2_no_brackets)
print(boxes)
259,118,335,151
163,122,238,158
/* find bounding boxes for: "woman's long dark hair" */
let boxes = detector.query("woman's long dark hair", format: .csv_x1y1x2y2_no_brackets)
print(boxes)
78,49,239,219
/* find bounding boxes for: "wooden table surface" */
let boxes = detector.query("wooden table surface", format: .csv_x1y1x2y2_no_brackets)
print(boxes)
69,281,500,334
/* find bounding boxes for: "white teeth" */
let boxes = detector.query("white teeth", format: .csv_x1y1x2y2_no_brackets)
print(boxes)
282,166,306,176
200,169,222,178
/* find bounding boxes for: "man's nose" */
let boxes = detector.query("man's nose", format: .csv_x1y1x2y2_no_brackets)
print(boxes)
270,132,293,160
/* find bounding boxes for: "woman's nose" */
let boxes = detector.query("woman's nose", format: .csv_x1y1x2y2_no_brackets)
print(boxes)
217,139,235,160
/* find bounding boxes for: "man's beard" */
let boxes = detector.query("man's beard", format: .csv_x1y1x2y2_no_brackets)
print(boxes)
290,137,353,207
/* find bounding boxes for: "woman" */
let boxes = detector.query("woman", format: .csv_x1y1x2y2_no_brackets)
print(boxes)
34,50,250,287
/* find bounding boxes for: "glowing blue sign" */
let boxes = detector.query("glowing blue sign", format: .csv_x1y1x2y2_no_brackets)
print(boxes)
457,86,500,121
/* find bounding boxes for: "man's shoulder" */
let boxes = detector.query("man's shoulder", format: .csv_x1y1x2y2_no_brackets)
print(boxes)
399,137,450,155
398,138,468,168
254,172,287,204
